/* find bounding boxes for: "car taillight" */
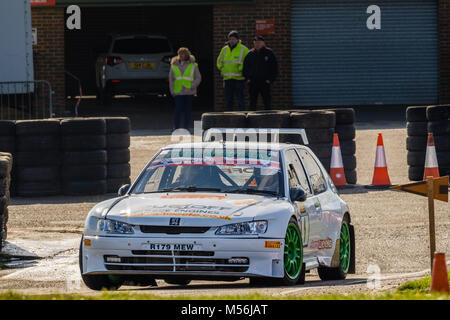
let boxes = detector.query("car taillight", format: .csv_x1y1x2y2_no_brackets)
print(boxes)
105,56,124,66
161,55,172,64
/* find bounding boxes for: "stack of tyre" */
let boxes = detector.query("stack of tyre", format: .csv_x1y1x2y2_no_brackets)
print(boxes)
329,108,357,184
0,152,12,251
0,121,16,195
201,112,247,133
105,117,132,193
15,120,61,196
407,105,450,180
61,118,108,195
247,111,290,142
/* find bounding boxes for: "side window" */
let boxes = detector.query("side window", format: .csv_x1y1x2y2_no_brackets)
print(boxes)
284,149,312,195
297,149,327,194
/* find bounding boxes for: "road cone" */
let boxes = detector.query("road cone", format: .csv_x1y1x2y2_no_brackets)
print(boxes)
423,133,440,179
367,133,391,188
330,133,347,186
430,252,449,294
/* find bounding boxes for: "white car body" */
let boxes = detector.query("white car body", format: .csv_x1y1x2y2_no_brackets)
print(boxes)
80,142,352,281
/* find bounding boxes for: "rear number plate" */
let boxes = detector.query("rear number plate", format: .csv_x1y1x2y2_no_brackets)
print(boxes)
130,62,155,69
148,243,196,251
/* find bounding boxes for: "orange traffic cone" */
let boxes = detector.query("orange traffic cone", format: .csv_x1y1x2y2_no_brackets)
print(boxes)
367,133,391,188
423,133,440,179
430,252,449,294
330,133,347,186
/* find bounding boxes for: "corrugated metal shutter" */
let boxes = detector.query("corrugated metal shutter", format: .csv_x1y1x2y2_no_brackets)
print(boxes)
291,0,439,106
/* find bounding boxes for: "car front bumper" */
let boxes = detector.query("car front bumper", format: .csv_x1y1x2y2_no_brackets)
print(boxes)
81,235,285,278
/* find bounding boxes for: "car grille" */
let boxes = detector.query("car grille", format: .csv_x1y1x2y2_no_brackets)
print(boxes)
104,253,249,273
139,226,211,234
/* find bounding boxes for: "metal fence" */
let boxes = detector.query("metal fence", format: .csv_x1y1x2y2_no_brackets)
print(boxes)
0,80,53,120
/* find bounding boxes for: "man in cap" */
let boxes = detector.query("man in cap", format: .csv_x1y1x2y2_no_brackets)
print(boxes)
243,35,278,110
216,31,249,111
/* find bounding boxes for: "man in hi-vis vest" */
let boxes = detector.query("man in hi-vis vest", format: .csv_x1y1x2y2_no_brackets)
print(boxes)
169,47,202,130
217,31,249,111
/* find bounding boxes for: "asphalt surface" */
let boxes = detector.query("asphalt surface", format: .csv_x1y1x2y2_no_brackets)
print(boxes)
1,102,449,297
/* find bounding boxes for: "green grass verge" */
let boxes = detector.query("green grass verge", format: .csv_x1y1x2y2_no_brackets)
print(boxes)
398,272,450,293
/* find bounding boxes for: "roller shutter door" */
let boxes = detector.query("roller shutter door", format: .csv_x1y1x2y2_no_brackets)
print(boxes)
291,0,439,106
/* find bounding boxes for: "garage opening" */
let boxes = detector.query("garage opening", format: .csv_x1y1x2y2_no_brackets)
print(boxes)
64,5,213,111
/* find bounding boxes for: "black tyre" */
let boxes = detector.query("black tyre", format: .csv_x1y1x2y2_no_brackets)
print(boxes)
15,119,60,136
164,278,192,286
0,178,10,197
107,149,130,164
0,120,16,136
201,112,247,130
16,151,61,166
427,120,450,136
17,166,59,182
79,238,123,291
408,166,424,181
305,128,334,144
343,155,357,171
406,106,427,122
62,165,107,181
63,150,107,165
309,143,332,158
345,170,357,185
63,180,107,196
318,215,352,280
61,118,106,135
0,136,15,154
0,159,12,178
434,135,450,151
16,181,61,197
426,105,449,121
247,111,290,128
100,85,113,106
16,135,60,152
437,152,450,166
335,125,356,141
107,163,131,179
62,135,106,151
341,140,356,155
289,111,336,129
407,151,426,166
406,136,427,151
105,117,131,134
329,108,355,125
107,177,131,193
407,121,428,136
106,133,130,149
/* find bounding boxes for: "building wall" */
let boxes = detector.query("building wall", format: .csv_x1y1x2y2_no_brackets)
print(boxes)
213,0,292,111
31,7,65,116
439,0,450,104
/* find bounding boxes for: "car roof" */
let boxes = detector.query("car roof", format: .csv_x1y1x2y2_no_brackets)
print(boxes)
162,142,307,151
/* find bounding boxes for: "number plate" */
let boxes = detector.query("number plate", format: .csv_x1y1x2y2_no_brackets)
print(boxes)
147,243,198,251
130,62,155,69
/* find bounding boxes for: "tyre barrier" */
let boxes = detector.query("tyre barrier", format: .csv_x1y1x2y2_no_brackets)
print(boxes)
201,108,357,184
106,117,131,193
0,152,12,251
0,118,131,197
406,105,450,181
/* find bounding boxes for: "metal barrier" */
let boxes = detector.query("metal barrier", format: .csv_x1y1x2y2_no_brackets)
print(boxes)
0,80,53,119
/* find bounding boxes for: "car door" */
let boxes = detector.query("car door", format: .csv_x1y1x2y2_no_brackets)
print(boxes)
284,149,321,255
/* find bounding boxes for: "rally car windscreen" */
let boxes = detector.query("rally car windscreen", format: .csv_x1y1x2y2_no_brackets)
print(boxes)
131,148,283,197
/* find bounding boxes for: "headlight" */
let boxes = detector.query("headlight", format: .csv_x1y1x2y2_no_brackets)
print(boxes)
215,220,268,235
97,219,134,234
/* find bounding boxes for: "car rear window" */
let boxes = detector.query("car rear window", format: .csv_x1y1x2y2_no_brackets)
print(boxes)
112,38,171,54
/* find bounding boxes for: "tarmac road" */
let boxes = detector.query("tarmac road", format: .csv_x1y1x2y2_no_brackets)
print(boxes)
1,114,449,296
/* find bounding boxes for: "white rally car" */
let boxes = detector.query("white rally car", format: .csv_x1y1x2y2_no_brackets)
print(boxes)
79,129,355,290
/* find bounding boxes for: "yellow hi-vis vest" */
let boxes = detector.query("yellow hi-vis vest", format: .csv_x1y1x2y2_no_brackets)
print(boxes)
171,63,197,94
216,42,249,80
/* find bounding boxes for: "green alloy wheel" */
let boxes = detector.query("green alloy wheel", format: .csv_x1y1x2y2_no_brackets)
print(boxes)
318,216,352,281
284,222,303,280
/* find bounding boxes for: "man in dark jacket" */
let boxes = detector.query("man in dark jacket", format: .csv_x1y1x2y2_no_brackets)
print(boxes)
243,35,279,110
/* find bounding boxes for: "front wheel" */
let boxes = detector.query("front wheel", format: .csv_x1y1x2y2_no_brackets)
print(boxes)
318,216,352,281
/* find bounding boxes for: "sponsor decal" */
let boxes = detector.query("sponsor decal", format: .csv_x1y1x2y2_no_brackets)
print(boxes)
248,178,257,187
310,238,333,250
228,199,259,206
124,212,232,221
265,241,281,249
161,194,227,200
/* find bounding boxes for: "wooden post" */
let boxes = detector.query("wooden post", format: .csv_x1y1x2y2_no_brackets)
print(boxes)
426,177,436,272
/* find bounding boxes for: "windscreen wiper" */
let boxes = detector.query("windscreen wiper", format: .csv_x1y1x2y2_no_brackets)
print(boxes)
160,186,223,193
225,188,279,197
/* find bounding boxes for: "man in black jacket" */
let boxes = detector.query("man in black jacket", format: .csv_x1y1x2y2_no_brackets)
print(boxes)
243,35,279,110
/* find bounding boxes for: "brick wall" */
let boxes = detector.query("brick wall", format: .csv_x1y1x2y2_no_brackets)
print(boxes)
439,0,450,104
31,7,65,116
213,0,292,111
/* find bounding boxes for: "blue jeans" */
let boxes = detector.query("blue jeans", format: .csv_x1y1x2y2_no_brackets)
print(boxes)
173,95,193,130
224,79,245,111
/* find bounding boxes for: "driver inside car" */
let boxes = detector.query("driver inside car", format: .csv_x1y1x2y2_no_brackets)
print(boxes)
170,165,228,189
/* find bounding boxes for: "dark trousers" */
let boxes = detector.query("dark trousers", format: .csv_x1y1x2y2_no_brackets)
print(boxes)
173,95,193,130
249,81,271,110
224,79,245,111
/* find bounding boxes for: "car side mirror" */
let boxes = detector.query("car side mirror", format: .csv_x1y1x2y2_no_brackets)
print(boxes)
290,188,307,202
118,184,131,197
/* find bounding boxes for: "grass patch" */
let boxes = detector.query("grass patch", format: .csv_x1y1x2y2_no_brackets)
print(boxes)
398,272,450,293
